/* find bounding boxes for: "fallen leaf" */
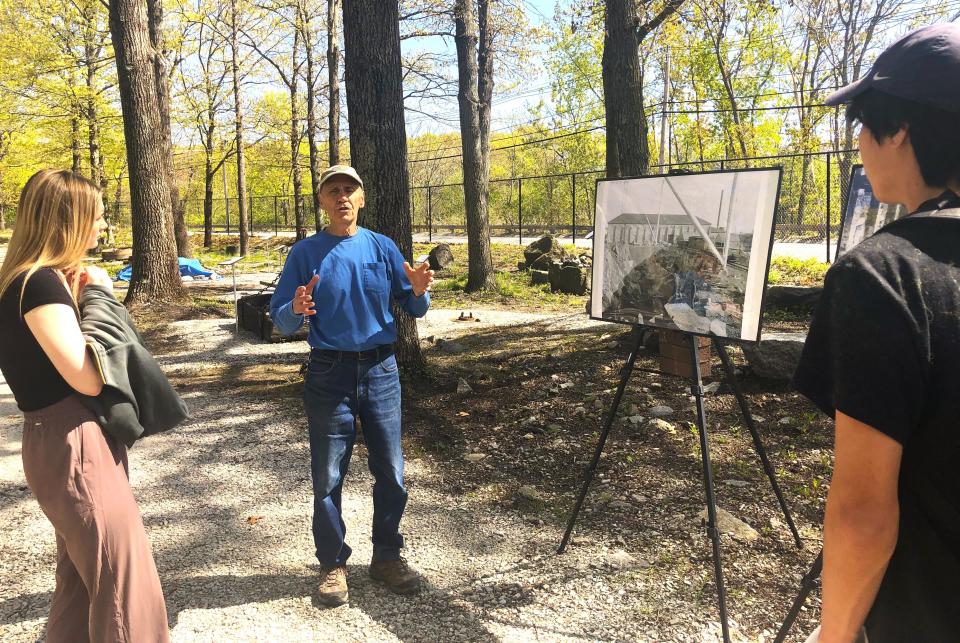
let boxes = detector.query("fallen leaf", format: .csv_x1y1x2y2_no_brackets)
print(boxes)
246,515,264,525
457,411,470,417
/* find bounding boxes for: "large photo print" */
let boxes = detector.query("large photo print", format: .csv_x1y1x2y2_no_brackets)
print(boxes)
591,168,781,343
835,164,907,258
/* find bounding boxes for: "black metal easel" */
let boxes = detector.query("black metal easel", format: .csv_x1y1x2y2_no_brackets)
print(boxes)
774,551,823,643
557,331,803,643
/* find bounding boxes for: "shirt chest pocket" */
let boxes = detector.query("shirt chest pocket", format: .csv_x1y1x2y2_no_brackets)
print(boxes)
363,262,389,295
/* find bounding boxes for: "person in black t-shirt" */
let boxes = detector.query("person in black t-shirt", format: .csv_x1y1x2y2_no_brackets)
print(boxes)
0,170,169,642
792,24,960,643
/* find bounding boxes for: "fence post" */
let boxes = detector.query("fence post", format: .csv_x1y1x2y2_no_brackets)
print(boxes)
572,173,577,244
274,196,278,236
427,186,433,243
826,152,832,263
518,178,523,246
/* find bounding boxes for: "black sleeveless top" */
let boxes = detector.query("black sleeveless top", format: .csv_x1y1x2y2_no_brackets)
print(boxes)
0,268,77,411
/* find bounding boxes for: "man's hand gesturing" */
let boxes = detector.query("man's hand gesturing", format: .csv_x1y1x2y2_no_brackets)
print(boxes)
292,274,320,316
403,261,434,297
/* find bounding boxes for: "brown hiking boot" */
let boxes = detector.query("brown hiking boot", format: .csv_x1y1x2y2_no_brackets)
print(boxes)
318,565,348,606
368,558,423,595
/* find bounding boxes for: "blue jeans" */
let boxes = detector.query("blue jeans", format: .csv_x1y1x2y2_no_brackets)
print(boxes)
303,347,407,567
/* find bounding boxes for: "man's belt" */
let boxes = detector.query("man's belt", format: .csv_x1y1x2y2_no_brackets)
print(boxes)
310,344,394,361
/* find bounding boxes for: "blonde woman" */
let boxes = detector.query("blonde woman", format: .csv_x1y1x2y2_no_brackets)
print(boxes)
0,170,169,642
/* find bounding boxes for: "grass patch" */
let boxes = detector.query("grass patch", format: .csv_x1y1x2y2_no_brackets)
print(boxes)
767,256,829,286
415,241,588,312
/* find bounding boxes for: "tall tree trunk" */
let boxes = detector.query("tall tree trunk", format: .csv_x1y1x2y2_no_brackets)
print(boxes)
290,24,306,241
148,0,191,259
302,7,323,233
454,0,494,291
342,0,422,369
602,0,648,178
202,99,216,248
602,0,683,178
108,0,184,302
230,0,249,256
71,105,83,174
327,0,341,166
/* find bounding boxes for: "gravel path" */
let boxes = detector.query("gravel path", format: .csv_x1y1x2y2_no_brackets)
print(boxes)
1,309,796,642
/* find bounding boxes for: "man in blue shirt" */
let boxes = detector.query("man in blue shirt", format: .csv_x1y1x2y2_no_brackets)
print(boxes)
270,165,434,606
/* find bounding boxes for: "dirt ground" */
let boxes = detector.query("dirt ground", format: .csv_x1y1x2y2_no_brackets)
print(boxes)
0,300,828,642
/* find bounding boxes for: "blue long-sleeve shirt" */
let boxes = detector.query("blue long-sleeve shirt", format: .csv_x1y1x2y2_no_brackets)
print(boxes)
269,227,430,351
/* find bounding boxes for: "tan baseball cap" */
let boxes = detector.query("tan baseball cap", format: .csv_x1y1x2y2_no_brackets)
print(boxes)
318,165,364,190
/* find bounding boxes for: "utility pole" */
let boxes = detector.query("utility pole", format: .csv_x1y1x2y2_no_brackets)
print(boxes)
658,48,671,169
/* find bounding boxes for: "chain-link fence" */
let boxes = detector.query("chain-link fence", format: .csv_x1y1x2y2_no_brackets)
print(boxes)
410,150,858,253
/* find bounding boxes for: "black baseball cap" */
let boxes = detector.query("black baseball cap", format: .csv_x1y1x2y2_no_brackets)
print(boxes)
825,23,960,112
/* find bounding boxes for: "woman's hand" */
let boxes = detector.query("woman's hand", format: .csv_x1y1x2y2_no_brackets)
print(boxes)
79,266,114,292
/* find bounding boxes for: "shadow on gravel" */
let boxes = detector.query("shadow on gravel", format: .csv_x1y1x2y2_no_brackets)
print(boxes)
344,562,499,643
0,592,50,626
162,572,316,629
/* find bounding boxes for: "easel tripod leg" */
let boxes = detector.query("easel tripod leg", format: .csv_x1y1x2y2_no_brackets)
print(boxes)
774,550,824,643
690,335,731,643
557,333,644,554
711,337,803,548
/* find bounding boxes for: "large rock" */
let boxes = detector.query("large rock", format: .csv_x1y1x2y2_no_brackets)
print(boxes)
765,285,822,312
699,507,760,542
530,269,550,285
428,243,455,271
530,252,558,272
523,234,564,269
549,261,587,295
741,331,807,382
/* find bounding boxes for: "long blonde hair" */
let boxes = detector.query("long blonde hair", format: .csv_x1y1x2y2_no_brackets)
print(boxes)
0,169,103,311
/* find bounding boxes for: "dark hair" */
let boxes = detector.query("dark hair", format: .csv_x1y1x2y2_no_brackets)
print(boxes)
846,89,960,188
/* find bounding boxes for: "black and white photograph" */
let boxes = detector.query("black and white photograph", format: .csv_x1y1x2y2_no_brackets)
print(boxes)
591,168,782,343
835,164,907,258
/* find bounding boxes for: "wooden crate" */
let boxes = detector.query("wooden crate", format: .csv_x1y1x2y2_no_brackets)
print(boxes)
658,330,711,378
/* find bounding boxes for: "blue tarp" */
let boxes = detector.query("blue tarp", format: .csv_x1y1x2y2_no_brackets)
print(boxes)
115,257,221,282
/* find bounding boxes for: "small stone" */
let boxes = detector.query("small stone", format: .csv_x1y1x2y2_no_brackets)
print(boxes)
548,423,562,432
464,453,487,463
606,341,619,349
606,550,639,570
648,418,676,433
723,479,750,488
519,485,544,501
649,405,675,418
626,415,644,426
457,378,473,394
703,381,721,394
523,433,535,440
778,416,796,427
753,415,767,423
650,382,663,389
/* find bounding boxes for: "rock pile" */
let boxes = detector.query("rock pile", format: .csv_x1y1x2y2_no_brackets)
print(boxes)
520,234,592,295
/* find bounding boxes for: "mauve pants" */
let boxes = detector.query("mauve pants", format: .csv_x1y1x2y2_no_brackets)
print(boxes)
21,396,168,643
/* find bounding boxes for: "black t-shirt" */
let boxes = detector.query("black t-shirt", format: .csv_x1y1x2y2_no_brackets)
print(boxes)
793,193,960,643
0,268,78,411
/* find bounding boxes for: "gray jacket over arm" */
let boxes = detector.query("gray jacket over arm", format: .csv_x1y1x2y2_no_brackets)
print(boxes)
77,285,189,447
